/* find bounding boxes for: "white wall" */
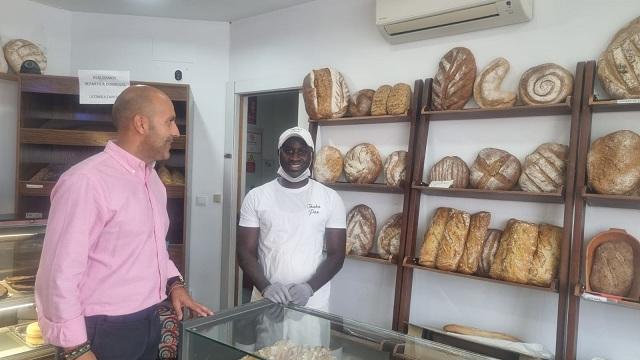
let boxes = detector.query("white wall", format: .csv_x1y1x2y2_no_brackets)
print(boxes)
69,12,230,311
0,0,72,213
230,0,640,358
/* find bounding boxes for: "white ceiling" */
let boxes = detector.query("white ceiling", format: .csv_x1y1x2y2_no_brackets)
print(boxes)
31,0,317,22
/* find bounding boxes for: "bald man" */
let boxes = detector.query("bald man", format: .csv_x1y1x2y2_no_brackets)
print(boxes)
35,85,212,360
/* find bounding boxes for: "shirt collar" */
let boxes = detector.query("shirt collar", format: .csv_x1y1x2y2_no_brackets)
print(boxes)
104,141,155,180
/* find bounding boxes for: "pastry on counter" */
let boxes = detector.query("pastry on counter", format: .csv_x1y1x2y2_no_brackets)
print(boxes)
518,63,573,105
25,322,45,346
383,150,407,187
313,146,343,183
597,16,640,99
242,340,333,360
429,156,470,189
346,204,376,256
343,143,382,184
377,213,403,260
302,68,350,120
432,47,476,111
473,57,517,109
418,207,454,267
458,212,491,275
387,83,412,115
587,130,640,195
469,148,521,191
435,209,471,272
519,143,568,193
528,224,562,287
371,85,392,116
347,89,375,117
5,275,35,292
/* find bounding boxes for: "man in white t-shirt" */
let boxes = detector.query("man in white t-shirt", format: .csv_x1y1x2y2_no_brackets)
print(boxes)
237,127,346,312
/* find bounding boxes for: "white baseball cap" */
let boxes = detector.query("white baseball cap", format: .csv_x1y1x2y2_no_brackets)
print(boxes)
278,127,315,150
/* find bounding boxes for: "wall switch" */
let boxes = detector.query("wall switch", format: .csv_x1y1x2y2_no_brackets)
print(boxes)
196,195,207,206
213,194,222,203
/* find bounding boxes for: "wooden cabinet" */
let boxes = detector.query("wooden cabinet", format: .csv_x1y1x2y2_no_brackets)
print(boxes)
14,74,189,274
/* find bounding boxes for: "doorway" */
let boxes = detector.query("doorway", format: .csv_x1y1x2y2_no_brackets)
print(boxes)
237,90,300,304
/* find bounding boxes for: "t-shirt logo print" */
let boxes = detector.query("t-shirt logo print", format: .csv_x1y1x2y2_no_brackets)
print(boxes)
307,203,321,216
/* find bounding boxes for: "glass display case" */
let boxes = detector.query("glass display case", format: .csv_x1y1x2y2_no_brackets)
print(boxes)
182,300,496,360
0,218,55,360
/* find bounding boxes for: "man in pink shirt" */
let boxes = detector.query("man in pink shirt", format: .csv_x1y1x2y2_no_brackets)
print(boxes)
35,85,213,360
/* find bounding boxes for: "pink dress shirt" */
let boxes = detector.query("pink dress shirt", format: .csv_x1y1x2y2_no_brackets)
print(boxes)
35,141,181,347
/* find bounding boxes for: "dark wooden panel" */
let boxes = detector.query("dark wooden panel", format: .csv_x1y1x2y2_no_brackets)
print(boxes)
21,129,186,149
590,97,640,113
323,182,405,194
583,191,640,210
309,114,410,126
346,253,397,265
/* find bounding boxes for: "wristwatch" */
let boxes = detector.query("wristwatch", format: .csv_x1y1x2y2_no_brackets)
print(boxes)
166,275,186,296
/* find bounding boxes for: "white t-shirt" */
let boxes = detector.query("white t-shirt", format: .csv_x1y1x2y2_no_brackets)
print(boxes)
239,179,346,310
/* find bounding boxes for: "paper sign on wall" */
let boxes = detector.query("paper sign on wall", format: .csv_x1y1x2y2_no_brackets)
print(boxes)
78,70,130,104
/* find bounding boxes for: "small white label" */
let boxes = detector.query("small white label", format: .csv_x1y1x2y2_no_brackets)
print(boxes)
582,293,608,303
25,184,44,189
428,180,454,189
616,98,640,104
78,70,130,104
25,212,43,219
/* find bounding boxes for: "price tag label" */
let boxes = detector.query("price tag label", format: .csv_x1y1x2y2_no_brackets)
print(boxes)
582,293,608,303
616,98,640,104
25,212,43,219
428,180,454,188
25,184,44,189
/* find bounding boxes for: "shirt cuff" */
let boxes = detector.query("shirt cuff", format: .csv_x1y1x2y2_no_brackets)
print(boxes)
38,313,87,348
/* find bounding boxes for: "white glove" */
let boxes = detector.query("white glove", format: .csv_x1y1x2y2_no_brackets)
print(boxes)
288,283,314,306
262,283,291,304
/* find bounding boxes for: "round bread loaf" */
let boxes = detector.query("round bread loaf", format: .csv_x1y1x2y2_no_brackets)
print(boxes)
346,204,376,256
347,89,375,117
597,16,640,99
302,68,350,120
518,63,573,105
378,213,403,260
26,322,42,338
590,240,635,296
3,39,47,74
158,165,173,185
171,169,185,185
344,143,383,184
429,156,470,188
473,57,517,109
432,47,476,110
587,130,640,195
384,150,408,187
371,85,391,116
469,148,521,191
387,83,412,115
519,143,569,193
313,146,343,183
0,37,8,73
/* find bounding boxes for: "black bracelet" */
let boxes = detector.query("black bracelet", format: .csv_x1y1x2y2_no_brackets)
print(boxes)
166,275,186,296
61,342,91,360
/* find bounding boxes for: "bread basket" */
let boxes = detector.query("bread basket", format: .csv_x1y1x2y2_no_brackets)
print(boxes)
584,228,640,301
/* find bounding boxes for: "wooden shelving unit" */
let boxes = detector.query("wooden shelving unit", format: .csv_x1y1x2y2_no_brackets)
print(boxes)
14,74,190,274
308,79,424,332
565,60,640,359
396,63,586,359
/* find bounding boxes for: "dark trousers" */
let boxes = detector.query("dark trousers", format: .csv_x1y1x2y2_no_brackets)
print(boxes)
85,304,161,360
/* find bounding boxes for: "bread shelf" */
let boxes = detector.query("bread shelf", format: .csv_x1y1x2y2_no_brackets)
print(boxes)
577,286,640,311
323,182,405,194
20,128,186,149
421,97,572,121
582,190,640,210
18,181,185,198
0,73,19,82
309,114,410,126
346,253,398,265
414,184,564,204
403,257,559,293
589,96,640,113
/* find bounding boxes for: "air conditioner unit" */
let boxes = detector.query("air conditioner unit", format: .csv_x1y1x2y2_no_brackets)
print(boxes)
376,0,533,44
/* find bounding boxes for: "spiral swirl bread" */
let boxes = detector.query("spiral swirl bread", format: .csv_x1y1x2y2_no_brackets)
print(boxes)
518,63,573,105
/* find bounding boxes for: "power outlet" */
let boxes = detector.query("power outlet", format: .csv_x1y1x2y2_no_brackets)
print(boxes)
196,195,207,206
213,194,222,203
